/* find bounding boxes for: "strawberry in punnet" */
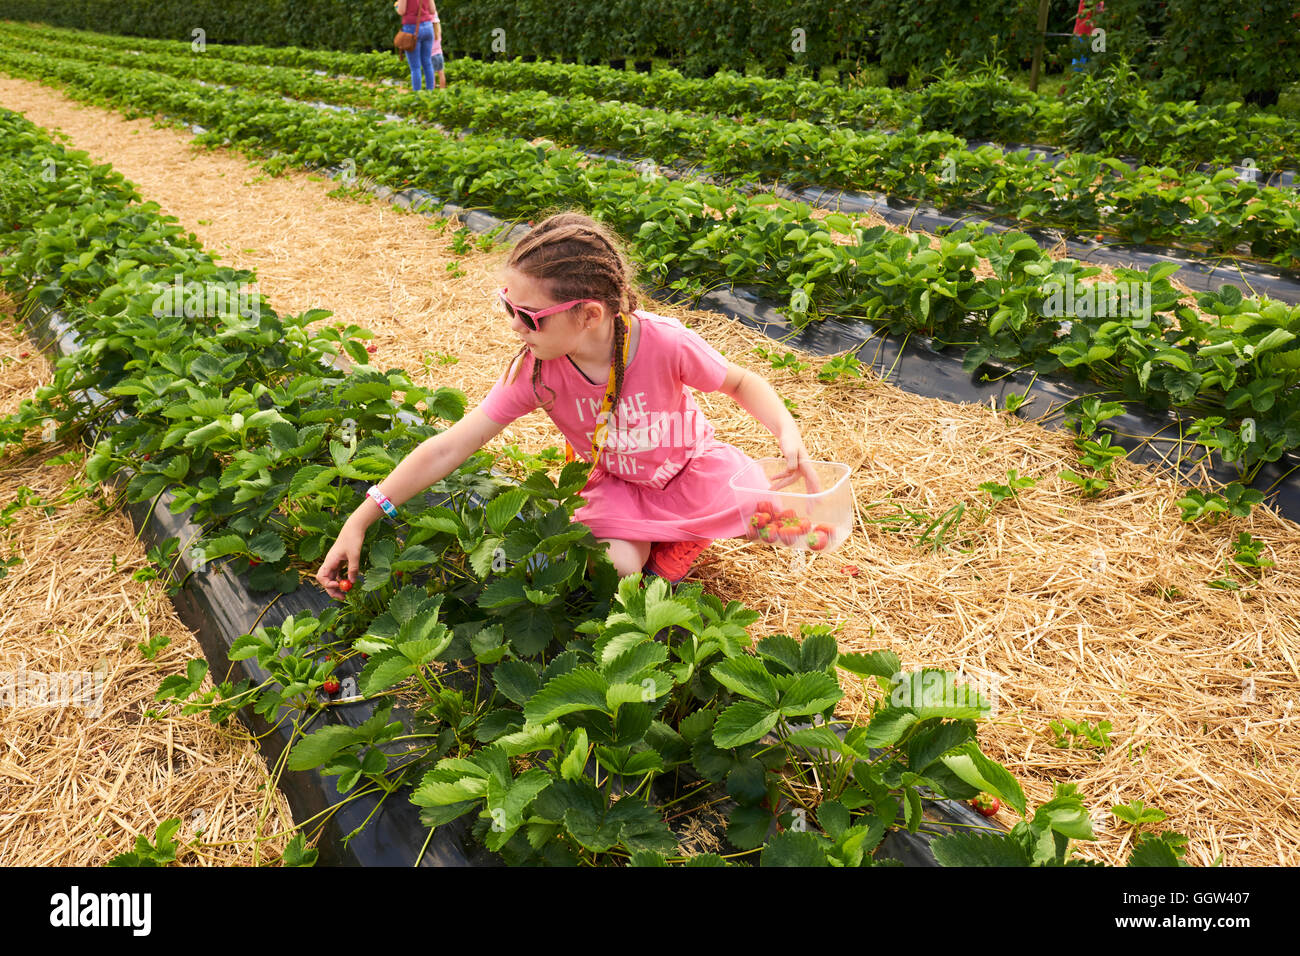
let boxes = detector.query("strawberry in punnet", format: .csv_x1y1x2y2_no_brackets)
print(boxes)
757,500,777,516
805,526,830,551
776,513,809,544
970,793,1000,817
749,511,772,531
757,524,779,543
322,678,341,694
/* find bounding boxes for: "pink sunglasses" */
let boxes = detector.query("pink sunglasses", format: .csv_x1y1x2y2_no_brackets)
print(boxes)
498,287,601,332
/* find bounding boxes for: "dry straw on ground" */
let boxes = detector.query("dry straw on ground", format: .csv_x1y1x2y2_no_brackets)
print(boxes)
0,294,297,866
2,75,1298,866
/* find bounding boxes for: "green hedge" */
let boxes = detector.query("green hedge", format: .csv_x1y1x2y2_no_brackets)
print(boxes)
0,0,1293,95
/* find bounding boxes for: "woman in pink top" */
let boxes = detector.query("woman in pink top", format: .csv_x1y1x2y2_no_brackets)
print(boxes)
316,212,816,595
393,0,445,91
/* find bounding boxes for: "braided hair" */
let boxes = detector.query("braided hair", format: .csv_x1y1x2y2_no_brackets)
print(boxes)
500,213,641,433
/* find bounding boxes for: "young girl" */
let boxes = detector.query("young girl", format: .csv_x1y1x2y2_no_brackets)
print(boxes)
316,212,815,599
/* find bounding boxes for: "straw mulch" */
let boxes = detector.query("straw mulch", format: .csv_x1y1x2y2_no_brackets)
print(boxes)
0,295,298,866
3,75,1299,868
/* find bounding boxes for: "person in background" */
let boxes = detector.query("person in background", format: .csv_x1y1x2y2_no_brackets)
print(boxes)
429,1,446,90
394,0,442,91
1071,0,1105,73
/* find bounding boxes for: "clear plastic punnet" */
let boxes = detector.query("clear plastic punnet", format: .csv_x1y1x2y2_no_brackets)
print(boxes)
728,457,853,553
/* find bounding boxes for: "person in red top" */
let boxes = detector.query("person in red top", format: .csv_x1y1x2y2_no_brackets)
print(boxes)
1071,0,1104,72
394,0,445,91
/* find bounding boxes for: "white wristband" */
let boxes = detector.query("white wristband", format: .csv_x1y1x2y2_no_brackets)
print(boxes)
367,485,398,519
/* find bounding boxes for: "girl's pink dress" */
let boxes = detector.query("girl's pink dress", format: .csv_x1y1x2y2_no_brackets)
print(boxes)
479,310,756,543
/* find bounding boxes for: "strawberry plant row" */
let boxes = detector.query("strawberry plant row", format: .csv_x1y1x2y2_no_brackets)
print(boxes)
0,106,1194,868
4,50,1300,480
14,24,1299,267
9,19,1294,176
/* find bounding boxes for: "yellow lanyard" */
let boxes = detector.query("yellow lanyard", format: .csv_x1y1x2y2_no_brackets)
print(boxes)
565,313,630,469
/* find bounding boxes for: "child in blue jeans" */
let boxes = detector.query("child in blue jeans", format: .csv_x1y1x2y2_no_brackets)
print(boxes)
394,0,446,91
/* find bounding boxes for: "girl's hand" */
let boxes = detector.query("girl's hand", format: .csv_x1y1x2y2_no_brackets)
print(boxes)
772,429,821,494
316,525,365,600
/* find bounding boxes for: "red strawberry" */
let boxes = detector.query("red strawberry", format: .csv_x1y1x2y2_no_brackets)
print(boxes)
749,511,772,530
805,528,829,551
142,453,151,461
841,564,860,576
322,678,340,694
756,499,776,515
19,352,29,358
757,524,778,543
970,793,1000,817
338,578,353,593
365,344,377,354
776,514,806,544
249,558,261,567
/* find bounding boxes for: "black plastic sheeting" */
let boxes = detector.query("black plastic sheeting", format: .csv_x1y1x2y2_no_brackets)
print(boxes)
572,144,1300,306
25,300,496,867
183,82,1300,306
779,719,1006,867
787,183,1300,307
963,138,1298,192
19,294,1000,866
302,144,1300,529
666,279,1300,525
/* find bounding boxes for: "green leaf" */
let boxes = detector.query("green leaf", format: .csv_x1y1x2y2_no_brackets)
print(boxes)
357,649,415,696
836,649,901,680
492,660,541,708
523,668,609,724
287,725,361,771
931,832,1032,867
726,803,772,850
280,833,318,867
710,655,779,707
861,707,919,747
485,488,530,534
778,672,843,716
962,743,1027,816
712,700,780,748
761,831,829,867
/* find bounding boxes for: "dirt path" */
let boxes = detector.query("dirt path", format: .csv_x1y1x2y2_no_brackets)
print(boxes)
3,72,1300,866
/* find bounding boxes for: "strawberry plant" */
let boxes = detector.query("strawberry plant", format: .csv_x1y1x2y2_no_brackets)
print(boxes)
979,469,1036,504
107,817,183,867
1048,718,1113,751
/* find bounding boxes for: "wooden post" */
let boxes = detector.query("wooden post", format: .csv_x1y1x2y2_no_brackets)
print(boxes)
1029,0,1051,92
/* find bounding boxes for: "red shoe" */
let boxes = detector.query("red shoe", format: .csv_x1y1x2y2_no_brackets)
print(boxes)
645,538,713,583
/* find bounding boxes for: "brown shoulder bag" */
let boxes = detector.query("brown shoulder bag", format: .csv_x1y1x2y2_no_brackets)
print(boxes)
394,0,423,51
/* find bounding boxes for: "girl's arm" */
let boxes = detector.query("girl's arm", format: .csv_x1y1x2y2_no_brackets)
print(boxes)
394,0,406,16
717,361,819,489
315,406,506,597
